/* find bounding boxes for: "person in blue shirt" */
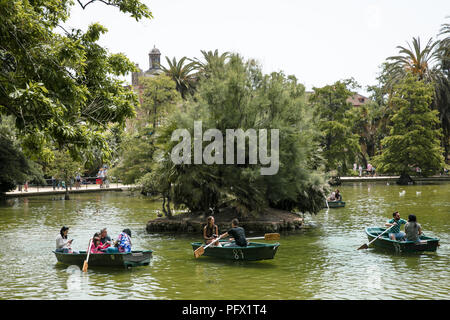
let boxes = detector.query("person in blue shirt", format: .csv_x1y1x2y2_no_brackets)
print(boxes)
385,211,407,240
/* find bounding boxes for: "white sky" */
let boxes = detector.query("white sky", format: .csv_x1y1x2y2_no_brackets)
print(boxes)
65,0,450,95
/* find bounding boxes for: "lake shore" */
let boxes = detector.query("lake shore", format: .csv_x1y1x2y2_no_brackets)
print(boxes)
339,175,450,183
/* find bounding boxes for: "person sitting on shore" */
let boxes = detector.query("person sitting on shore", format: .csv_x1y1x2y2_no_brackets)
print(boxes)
385,211,407,241
106,229,132,253
218,218,248,247
203,216,220,246
56,226,74,253
404,214,422,242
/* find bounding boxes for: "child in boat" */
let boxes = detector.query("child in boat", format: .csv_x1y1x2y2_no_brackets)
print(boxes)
89,235,104,254
203,216,221,247
219,218,248,247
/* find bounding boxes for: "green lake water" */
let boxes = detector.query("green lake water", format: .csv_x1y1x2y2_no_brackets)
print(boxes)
0,182,449,300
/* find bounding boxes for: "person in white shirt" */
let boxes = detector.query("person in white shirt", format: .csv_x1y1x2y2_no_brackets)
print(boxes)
56,226,74,253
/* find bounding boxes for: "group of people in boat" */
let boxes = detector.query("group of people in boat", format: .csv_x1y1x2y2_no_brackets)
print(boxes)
385,211,422,242
55,226,132,254
327,189,342,202
203,216,248,247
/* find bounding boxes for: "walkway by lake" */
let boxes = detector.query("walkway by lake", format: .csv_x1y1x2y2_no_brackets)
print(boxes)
4,184,137,198
339,175,450,183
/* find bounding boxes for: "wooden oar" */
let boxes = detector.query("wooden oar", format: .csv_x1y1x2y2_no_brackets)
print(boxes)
194,236,221,258
82,238,93,272
247,233,280,241
357,225,394,250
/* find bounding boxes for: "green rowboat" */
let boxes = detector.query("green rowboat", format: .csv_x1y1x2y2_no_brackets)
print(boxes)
53,250,153,268
325,200,346,208
191,240,280,261
365,227,439,253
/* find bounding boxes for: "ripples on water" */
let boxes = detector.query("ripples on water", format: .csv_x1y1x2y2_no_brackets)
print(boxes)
0,183,449,299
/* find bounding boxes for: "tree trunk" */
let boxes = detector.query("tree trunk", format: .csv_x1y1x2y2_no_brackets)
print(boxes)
64,185,70,200
396,172,415,185
162,197,167,216
166,193,172,219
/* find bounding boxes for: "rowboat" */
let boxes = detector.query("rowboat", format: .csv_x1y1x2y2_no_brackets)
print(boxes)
324,200,346,208
365,227,439,253
191,240,280,261
53,250,153,268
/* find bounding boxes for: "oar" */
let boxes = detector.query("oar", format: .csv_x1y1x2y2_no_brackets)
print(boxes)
324,196,329,209
357,225,394,250
82,238,93,272
194,236,222,258
247,233,280,241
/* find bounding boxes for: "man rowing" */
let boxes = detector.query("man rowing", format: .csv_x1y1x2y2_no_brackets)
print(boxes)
218,218,248,247
385,211,407,240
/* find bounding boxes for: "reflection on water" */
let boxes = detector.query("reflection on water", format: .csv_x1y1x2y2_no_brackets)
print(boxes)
0,183,449,299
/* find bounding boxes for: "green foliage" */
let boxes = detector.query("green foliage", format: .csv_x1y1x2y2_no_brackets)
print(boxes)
139,75,181,130
0,136,32,193
0,115,45,193
374,75,444,176
161,56,197,99
352,100,387,165
309,80,361,174
382,31,450,161
154,54,328,216
191,49,230,79
109,128,157,184
110,75,181,185
46,150,83,186
0,0,151,161
76,0,153,21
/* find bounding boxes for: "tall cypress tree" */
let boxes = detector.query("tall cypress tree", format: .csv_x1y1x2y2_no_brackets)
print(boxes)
375,75,444,183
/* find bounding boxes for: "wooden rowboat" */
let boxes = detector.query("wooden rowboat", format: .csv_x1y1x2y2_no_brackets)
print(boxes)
191,240,280,261
324,200,346,208
53,250,153,268
365,227,439,253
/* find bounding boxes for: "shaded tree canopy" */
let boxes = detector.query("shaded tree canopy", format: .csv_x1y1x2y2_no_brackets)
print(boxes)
153,54,328,217
0,0,152,163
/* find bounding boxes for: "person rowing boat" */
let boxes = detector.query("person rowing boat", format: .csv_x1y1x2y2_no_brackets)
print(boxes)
218,218,247,247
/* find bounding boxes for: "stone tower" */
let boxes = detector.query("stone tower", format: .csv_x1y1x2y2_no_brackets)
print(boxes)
149,46,161,70
131,46,163,88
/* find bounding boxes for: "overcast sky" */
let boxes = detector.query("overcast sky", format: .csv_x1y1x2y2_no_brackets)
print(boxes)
65,0,450,95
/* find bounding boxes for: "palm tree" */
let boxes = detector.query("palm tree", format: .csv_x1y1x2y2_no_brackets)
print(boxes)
386,37,441,84
190,49,230,78
437,19,450,161
160,56,197,100
385,35,450,161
